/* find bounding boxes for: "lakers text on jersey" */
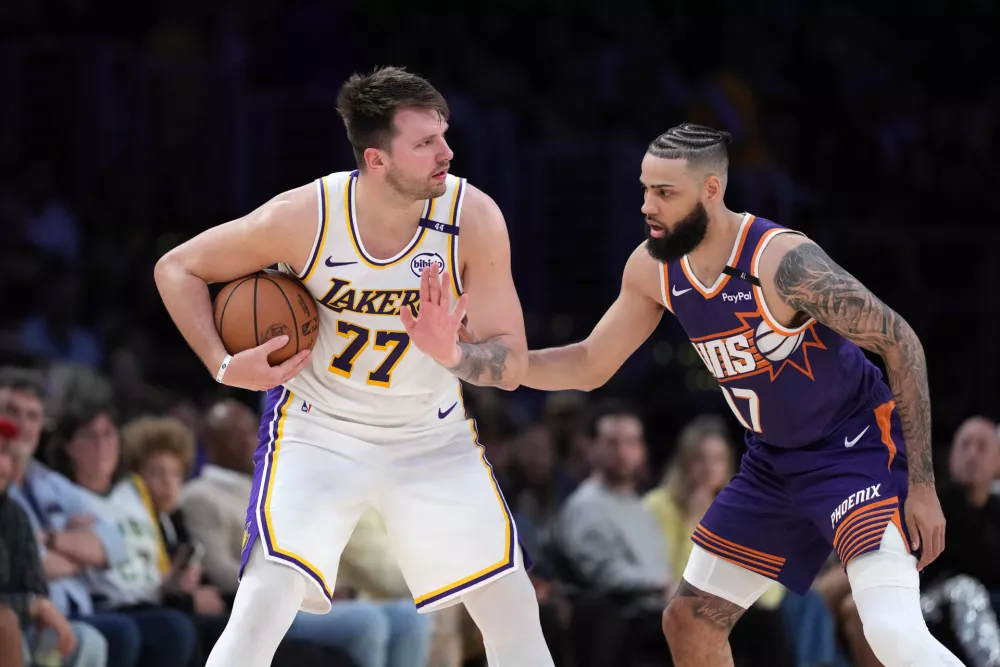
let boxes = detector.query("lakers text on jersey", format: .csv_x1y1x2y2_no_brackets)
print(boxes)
240,172,521,614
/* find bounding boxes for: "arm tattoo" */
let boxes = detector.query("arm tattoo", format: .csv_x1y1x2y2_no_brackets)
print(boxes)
446,338,510,387
773,242,934,484
671,580,745,631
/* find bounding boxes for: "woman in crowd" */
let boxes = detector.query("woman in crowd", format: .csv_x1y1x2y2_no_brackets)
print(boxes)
47,402,198,667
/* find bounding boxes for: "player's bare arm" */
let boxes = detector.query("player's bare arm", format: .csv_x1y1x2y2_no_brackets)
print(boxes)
523,244,665,391
402,185,528,390
154,183,316,390
449,186,529,389
760,232,945,565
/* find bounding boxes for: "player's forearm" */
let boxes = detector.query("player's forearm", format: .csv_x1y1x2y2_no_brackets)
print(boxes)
523,343,604,391
445,335,526,390
881,333,934,486
154,257,229,374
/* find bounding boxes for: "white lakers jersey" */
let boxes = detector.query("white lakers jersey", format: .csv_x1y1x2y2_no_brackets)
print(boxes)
281,170,468,426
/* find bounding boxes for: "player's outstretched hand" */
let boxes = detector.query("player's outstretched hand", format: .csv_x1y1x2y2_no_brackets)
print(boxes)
220,335,311,391
400,266,468,367
904,483,946,570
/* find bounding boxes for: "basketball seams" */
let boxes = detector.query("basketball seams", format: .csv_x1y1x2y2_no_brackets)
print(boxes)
216,276,256,346
261,274,300,353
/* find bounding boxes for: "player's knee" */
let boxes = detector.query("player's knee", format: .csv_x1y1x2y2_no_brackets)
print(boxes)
859,610,918,663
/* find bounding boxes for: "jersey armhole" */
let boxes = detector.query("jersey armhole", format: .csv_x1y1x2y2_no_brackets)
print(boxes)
658,262,673,313
751,228,813,335
296,177,331,281
447,178,468,298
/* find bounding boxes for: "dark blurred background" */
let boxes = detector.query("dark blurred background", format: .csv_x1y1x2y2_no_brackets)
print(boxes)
2,2,1000,666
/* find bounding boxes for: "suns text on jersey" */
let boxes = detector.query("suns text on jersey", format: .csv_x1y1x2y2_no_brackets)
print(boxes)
318,277,420,317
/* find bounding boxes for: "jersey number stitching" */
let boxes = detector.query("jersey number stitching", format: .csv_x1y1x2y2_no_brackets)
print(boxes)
720,386,762,434
329,321,411,387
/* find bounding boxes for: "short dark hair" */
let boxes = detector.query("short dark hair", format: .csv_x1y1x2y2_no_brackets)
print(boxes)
647,123,731,175
46,399,119,481
0,366,45,400
586,399,643,438
336,66,449,168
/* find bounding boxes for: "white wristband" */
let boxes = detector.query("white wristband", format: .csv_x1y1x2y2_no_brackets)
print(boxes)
215,354,233,383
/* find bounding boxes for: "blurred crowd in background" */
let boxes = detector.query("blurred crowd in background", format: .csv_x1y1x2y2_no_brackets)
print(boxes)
1,0,999,666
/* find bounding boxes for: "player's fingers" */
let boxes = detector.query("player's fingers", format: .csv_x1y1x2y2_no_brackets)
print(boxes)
904,509,921,554
399,306,416,330
452,293,468,324
441,272,455,307
274,348,310,377
279,353,312,384
427,266,441,306
420,267,432,306
258,335,290,355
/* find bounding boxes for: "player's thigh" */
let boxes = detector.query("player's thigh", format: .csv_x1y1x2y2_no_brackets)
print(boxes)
379,423,515,610
694,447,832,600
244,388,381,605
788,400,918,569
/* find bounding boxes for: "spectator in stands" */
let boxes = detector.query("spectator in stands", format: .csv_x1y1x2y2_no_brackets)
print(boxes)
182,398,428,667
46,401,198,667
0,367,143,667
0,415,108,667
551,401,673,664
120,415,229,663
920,416,1000,666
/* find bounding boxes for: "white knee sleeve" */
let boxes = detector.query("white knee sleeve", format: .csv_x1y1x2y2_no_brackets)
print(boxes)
848,525,964,667
461,564,555,667
206,542,311,667
681,543,775,608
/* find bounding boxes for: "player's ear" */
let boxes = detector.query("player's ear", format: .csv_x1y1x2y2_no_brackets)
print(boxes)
704,174,724,202
364,147,385,171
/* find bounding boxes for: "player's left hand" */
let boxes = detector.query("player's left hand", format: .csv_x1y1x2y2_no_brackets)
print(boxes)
400,266,468,367
903,483,946,570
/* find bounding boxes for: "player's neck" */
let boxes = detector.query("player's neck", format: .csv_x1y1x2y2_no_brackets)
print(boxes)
685,208,745,281
355,174,426,237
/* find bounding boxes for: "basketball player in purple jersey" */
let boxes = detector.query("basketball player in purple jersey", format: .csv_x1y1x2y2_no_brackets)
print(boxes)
524,124,961,666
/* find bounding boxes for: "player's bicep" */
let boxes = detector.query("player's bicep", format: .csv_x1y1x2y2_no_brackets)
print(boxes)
457,188,526,347
583,249,665,378
585,286,664,371
770,238,908,356
160,182,318,284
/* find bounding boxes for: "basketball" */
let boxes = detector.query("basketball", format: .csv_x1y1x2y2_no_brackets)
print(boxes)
213,270,320,365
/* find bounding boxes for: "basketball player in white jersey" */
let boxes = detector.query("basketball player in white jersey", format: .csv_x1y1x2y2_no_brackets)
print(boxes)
155,66,554,667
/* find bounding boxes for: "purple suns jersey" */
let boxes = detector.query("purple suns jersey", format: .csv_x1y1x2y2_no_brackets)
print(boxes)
659,214,892,448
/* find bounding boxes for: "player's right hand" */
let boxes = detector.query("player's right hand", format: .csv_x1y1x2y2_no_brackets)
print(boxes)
219,335,311,391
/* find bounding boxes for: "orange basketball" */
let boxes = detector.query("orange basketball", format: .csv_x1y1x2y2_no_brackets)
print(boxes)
212,270,320,365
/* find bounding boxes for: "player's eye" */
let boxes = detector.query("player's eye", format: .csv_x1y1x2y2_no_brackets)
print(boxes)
659,190,669,198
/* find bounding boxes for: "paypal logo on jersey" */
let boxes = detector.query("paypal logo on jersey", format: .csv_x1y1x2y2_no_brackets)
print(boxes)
410,252,446,278
721,291,753,304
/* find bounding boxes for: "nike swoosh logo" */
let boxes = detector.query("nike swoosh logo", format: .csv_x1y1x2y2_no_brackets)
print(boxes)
672,285,692,296
438,402,458,419
325,258,357,267
845,425,870,448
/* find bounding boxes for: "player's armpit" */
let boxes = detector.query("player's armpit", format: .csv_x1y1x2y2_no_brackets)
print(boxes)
523,245,665,392
768,236,934,485
449,185,527,390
